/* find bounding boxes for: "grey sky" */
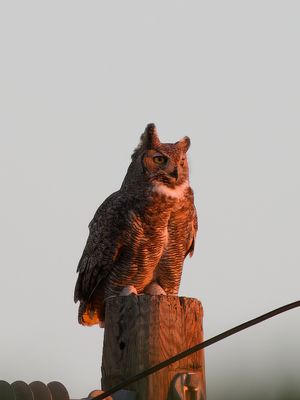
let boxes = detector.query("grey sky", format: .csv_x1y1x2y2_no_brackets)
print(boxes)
0,1,299,399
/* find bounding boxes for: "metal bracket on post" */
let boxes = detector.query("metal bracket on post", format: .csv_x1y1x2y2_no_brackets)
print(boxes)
170,373,205,400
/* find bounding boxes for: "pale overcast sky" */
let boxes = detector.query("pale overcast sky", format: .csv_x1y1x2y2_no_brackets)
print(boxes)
0,1,299,399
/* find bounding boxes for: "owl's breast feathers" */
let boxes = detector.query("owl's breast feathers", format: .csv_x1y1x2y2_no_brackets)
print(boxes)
74,183,197,325
151,183,198,293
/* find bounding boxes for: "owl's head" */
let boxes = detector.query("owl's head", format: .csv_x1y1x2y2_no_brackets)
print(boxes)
131,123,191,188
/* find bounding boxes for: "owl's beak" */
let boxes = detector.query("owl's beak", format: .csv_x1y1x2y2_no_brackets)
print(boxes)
169,167,178,180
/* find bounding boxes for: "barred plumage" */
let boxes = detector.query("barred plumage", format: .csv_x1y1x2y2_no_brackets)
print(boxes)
74,123,197,326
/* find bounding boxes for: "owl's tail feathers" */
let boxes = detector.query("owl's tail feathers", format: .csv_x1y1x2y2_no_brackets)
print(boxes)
78,302,103,327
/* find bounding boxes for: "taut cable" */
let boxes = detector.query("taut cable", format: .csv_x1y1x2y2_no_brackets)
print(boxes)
94,300,300,400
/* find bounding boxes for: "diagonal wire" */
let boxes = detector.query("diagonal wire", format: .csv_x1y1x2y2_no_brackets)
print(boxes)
94,300,300,400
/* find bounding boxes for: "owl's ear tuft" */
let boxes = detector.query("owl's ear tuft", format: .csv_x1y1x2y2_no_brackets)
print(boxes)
132,123,160,159
142,123,161,149
176,136,191,153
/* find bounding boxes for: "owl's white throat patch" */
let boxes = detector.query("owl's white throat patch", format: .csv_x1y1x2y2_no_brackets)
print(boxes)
152,181,189,199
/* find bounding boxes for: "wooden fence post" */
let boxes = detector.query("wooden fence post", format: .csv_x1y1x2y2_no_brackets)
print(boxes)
101,295,206,399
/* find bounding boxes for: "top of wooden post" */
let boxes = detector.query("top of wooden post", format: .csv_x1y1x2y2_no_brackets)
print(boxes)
101,295,206,400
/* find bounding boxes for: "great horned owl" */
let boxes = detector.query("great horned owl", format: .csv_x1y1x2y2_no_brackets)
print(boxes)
74,123,197,326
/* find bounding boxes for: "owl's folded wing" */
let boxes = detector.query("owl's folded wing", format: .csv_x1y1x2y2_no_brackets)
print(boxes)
74,190,129,304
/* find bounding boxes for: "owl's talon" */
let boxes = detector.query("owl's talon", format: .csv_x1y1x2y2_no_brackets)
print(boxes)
144,282,166,296
120,285,138,296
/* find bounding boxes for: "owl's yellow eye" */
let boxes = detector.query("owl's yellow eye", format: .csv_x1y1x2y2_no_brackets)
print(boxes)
153,156,167,165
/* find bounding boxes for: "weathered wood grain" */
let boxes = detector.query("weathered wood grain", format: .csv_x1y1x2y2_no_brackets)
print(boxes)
101,295,206,399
